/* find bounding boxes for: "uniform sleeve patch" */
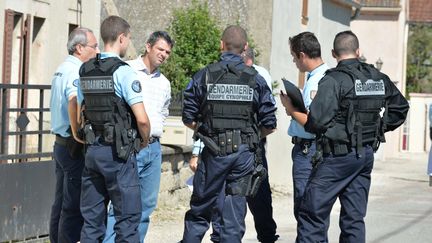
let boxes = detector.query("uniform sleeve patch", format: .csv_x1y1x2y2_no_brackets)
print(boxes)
132,80,142,93
73,79,79,87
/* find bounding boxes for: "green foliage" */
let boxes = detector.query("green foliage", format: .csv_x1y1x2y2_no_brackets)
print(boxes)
161,1,221,94
271,80,280,97
406,24,432,94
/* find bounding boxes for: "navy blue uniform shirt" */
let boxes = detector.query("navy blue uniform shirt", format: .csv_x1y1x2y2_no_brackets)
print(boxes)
182,52,277,130
305,58,409,136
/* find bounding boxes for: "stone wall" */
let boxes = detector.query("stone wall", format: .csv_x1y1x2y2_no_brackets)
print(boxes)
102,0,273,68
159,145,194,207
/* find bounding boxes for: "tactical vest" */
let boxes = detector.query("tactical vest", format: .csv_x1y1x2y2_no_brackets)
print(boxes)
328,62,387,154
79,55,139,160
200,62,258,135
195,62,260,155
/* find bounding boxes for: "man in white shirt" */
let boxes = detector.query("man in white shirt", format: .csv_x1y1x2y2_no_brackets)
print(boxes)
242,47,279,243
242,47,273,89
104,31,174,243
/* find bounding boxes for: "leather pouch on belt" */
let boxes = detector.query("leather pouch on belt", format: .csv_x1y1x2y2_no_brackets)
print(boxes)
218,133,226,156
196,132,221,156
233,130,241,152
84,124,95,144
333,143,348,156
226,130,233,154
104,124,115,143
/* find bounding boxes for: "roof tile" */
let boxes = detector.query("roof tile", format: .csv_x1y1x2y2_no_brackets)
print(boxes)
409,0,432,22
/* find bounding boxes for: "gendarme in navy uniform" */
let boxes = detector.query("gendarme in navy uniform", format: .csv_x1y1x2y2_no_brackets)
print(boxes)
286,32,328,226
49,27,98,243
77,16,150,243
181,25,277,243
283,31,409,243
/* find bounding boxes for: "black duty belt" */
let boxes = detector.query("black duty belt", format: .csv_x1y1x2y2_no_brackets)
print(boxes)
55,134,69,146
291,136,314,145
149,136,160,144
210,133,251,145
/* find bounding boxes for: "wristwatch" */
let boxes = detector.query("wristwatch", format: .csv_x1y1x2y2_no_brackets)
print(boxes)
191,154,199,158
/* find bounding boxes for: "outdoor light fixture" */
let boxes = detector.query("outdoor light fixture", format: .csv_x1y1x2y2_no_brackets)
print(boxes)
375,58,383,71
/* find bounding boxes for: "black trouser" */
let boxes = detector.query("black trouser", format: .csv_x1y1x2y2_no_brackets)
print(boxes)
247,138,279,243
296,146,374,243
49,141,84,243
182,144,254,243
209,139,279,243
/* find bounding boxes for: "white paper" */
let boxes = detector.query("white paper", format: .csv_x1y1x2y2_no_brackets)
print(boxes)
186,175,194,192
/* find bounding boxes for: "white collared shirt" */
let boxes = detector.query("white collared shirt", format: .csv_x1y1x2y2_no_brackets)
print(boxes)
253,64,273,90
127,56,171,137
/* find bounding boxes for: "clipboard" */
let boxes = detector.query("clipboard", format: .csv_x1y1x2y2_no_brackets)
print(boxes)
282,78,307,114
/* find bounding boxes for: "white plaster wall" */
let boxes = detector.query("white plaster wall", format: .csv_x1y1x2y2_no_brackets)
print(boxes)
407,93,432,153
267,0,302,189
310,0,353,68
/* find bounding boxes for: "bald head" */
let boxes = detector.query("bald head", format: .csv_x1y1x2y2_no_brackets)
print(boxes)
333,30,359,57
221,25,247,54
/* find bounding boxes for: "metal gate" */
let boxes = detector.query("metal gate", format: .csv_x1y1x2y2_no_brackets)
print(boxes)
0,83,55,242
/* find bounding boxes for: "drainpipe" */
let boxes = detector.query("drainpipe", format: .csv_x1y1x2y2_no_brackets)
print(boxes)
351,6,361,20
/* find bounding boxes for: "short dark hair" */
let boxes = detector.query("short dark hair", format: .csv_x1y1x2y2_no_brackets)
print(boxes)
221,25,247,54
333,30,359,56
289,31,321,59
100,15,130,44
144,31,175,54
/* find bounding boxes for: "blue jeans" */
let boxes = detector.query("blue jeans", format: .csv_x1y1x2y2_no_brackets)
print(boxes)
104,141,162,243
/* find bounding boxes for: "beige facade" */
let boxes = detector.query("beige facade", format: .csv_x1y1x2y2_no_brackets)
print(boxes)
0,0,100,156
0,0,101,86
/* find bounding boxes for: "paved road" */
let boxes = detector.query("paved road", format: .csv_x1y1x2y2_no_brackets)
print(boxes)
145,152,432,243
